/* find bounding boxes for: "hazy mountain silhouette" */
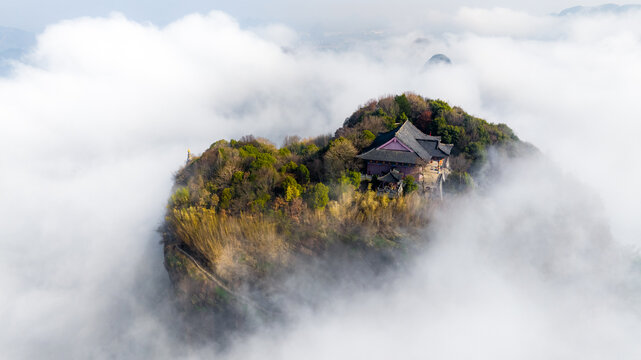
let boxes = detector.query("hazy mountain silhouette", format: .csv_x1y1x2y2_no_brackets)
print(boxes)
558,3,641,16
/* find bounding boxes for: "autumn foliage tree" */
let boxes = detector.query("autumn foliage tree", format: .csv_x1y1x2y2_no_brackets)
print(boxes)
323,137,357,180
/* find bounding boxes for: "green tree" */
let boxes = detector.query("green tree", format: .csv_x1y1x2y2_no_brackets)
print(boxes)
395,94,412,119
278,147,291,157
433,116,463,145
231,171,244,184
170,187,190,208
249,153,277,172
376,108,397,130
403,176,418,194
339,170,361,187
297,164,310,184
282,175,302,202
362,129,376,144
280,160,298,173
324,137,358,180
303,144,319,156
307,183,329,210
238,144,260,158
384,116,397,130
250,193,271,211
430,99,452,116
219,187,233,209
464,142,485,160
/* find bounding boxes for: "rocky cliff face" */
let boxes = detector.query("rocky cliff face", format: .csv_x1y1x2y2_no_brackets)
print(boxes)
163,243,267,339
163,235,409,341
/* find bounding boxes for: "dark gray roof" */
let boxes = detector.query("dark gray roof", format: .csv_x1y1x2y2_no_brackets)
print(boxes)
438,143,453,155
394,121,437,161
378,169,403,183
357,148,422,164
364,129,397,150
357,121,449,164
417,139,452,158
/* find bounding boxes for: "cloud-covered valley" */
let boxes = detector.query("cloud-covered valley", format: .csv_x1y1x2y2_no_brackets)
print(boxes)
1,7,641,358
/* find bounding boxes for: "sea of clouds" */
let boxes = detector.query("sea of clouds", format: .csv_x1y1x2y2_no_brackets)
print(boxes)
1,6,641,359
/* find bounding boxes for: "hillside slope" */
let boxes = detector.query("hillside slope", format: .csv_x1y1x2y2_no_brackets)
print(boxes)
161,93,529,334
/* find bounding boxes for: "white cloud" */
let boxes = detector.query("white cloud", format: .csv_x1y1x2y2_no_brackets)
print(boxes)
220,152,641,360
454,7,562,38
1,7,641,359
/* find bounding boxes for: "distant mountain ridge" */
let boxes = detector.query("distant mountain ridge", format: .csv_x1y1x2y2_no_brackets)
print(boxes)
424,54,452,68
558,3,641,16
0,26,35,75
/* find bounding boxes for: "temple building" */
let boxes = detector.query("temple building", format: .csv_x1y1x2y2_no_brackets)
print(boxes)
356,121,453,188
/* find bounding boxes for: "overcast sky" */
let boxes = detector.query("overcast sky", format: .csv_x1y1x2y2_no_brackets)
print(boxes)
0,0,614,32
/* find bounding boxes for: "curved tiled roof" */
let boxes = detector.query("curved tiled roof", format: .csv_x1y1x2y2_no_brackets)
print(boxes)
417,139,452,158
357,148,422,164
378,169,404,183
438,143,454,155
357,121,451,164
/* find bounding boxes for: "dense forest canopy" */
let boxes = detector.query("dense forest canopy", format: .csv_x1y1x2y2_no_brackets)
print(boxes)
172,93,520,215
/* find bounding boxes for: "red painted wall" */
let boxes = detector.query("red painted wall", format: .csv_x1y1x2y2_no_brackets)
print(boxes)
366,162,422,177
379,139,411,151
367,162,390,175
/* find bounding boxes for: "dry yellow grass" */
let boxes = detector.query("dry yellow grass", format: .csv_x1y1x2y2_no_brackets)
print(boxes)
167,189,429,284
168,208,289,283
